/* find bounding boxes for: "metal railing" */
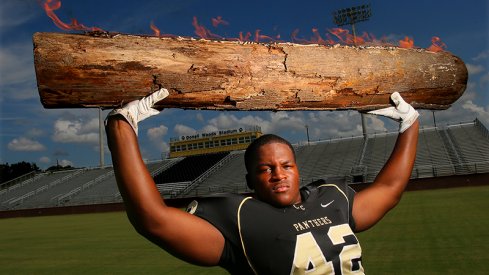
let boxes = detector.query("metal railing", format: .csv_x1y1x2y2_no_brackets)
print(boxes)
4,170,85,209
56,169,115,205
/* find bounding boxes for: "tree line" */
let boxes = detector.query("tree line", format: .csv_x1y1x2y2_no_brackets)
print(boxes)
0,161,74,184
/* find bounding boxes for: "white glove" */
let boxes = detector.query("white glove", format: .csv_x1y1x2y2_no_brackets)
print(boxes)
106,88,169,136
368,92,419,133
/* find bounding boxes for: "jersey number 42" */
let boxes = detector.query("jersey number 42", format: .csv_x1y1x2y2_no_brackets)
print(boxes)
290,224,364,275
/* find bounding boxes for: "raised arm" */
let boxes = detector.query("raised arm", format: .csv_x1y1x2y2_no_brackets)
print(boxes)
106,89,224,265
352,92,419,232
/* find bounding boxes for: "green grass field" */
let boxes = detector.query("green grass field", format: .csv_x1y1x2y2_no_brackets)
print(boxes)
1,185,488,274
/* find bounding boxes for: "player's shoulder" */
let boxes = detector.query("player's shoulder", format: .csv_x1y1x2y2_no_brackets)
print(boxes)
303,177,349,190
187,193,251,252
302,177,355,200
186,193,249,216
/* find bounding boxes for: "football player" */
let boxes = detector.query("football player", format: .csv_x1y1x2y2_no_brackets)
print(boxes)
105,88,418,274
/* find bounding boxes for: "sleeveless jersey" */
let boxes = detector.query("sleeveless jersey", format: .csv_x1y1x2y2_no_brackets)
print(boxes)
187,179,364,274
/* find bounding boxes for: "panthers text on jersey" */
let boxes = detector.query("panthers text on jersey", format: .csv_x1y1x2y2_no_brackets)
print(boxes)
188,179,364,275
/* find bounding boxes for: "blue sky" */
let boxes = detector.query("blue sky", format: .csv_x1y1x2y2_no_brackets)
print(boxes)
0,0,488,169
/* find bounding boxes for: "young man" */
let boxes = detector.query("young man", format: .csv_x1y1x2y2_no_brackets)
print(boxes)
105,88,419,274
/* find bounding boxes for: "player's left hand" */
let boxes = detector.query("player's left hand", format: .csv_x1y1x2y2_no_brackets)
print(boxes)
368,92,419,133
106,87,169,136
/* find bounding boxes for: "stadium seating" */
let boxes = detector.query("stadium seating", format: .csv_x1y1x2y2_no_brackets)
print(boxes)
1,170,85,209
2,119,488,209
414,128,455,177
154,152,229,184
187,151,249,197
447,122,489,173
16,168,112,209
296,137,365,183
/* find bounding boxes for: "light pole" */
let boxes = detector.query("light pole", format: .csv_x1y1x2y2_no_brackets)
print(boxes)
305,125,310,145
332,4,372,46
99,108,104,167
333,4,372,139
432,111,437,127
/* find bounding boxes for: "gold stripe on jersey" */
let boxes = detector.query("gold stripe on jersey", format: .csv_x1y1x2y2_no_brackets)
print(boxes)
237,197,257,275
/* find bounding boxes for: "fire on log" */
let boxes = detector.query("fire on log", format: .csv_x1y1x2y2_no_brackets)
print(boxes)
33,32,468,111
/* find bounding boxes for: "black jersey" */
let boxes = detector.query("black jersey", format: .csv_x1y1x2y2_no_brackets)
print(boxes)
188,179,364,274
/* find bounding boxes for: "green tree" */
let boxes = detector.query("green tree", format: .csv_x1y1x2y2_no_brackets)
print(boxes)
0,162,40,184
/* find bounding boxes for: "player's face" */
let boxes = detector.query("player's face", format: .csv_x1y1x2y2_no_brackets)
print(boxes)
248,142,301,207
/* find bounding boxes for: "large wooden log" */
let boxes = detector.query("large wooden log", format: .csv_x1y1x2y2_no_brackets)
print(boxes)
33,32,467,111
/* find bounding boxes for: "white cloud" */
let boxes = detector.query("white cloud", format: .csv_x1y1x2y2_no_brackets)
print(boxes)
58,159,74,167
147,125,169,152
266,112,305,133
147,125,168,140
8,137,46,151
462,101,489,123
184,111,366,143
466,64,485,75
174,124,198,137
425,81,479,127
201,124,219,133
205,112,306,135
428,91,489,127
307,111,364,138
473,50,489,61
365,115,389,132
206,113,241,129
52,118,99,144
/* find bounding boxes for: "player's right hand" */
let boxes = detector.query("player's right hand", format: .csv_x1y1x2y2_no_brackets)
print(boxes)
105,88,169,136
367,92,419,133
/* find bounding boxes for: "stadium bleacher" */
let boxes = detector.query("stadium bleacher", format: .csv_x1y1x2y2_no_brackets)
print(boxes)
154,152,229,184
187,151,249,197
295,137,365,183
1,119,488,211
414,128,455,177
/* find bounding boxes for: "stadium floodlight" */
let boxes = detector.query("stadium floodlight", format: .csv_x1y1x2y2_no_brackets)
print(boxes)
332,3,372,139
332,4,372,45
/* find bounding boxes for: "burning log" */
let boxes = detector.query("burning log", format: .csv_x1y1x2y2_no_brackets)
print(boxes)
33,32,467,111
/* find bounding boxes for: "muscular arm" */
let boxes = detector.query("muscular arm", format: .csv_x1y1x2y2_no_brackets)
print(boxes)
106,116,224,265
352,120,419,232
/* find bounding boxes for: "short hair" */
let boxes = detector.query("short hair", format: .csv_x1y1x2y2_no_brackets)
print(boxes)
244,134,296,173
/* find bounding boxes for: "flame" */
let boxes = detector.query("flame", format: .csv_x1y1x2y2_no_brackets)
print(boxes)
40,2,448,52
427,36,447,52
148,21,176,38
399,36,414,48
150,21,160,37
290,28,419,48
211,16,229,28
355,32,371,45
311,28,327,45
327,28,365,45
291,29,309,44
291,27,368,46
364,32,386,45
328,28,355,45
41,0,104,32
254,29,275,42
192,16,223,39
239,31,252,41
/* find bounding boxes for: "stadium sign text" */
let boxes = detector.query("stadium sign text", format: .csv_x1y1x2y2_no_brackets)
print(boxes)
180,128,243,141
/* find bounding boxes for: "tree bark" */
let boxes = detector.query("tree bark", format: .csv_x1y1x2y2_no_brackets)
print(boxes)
33,32,467,111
